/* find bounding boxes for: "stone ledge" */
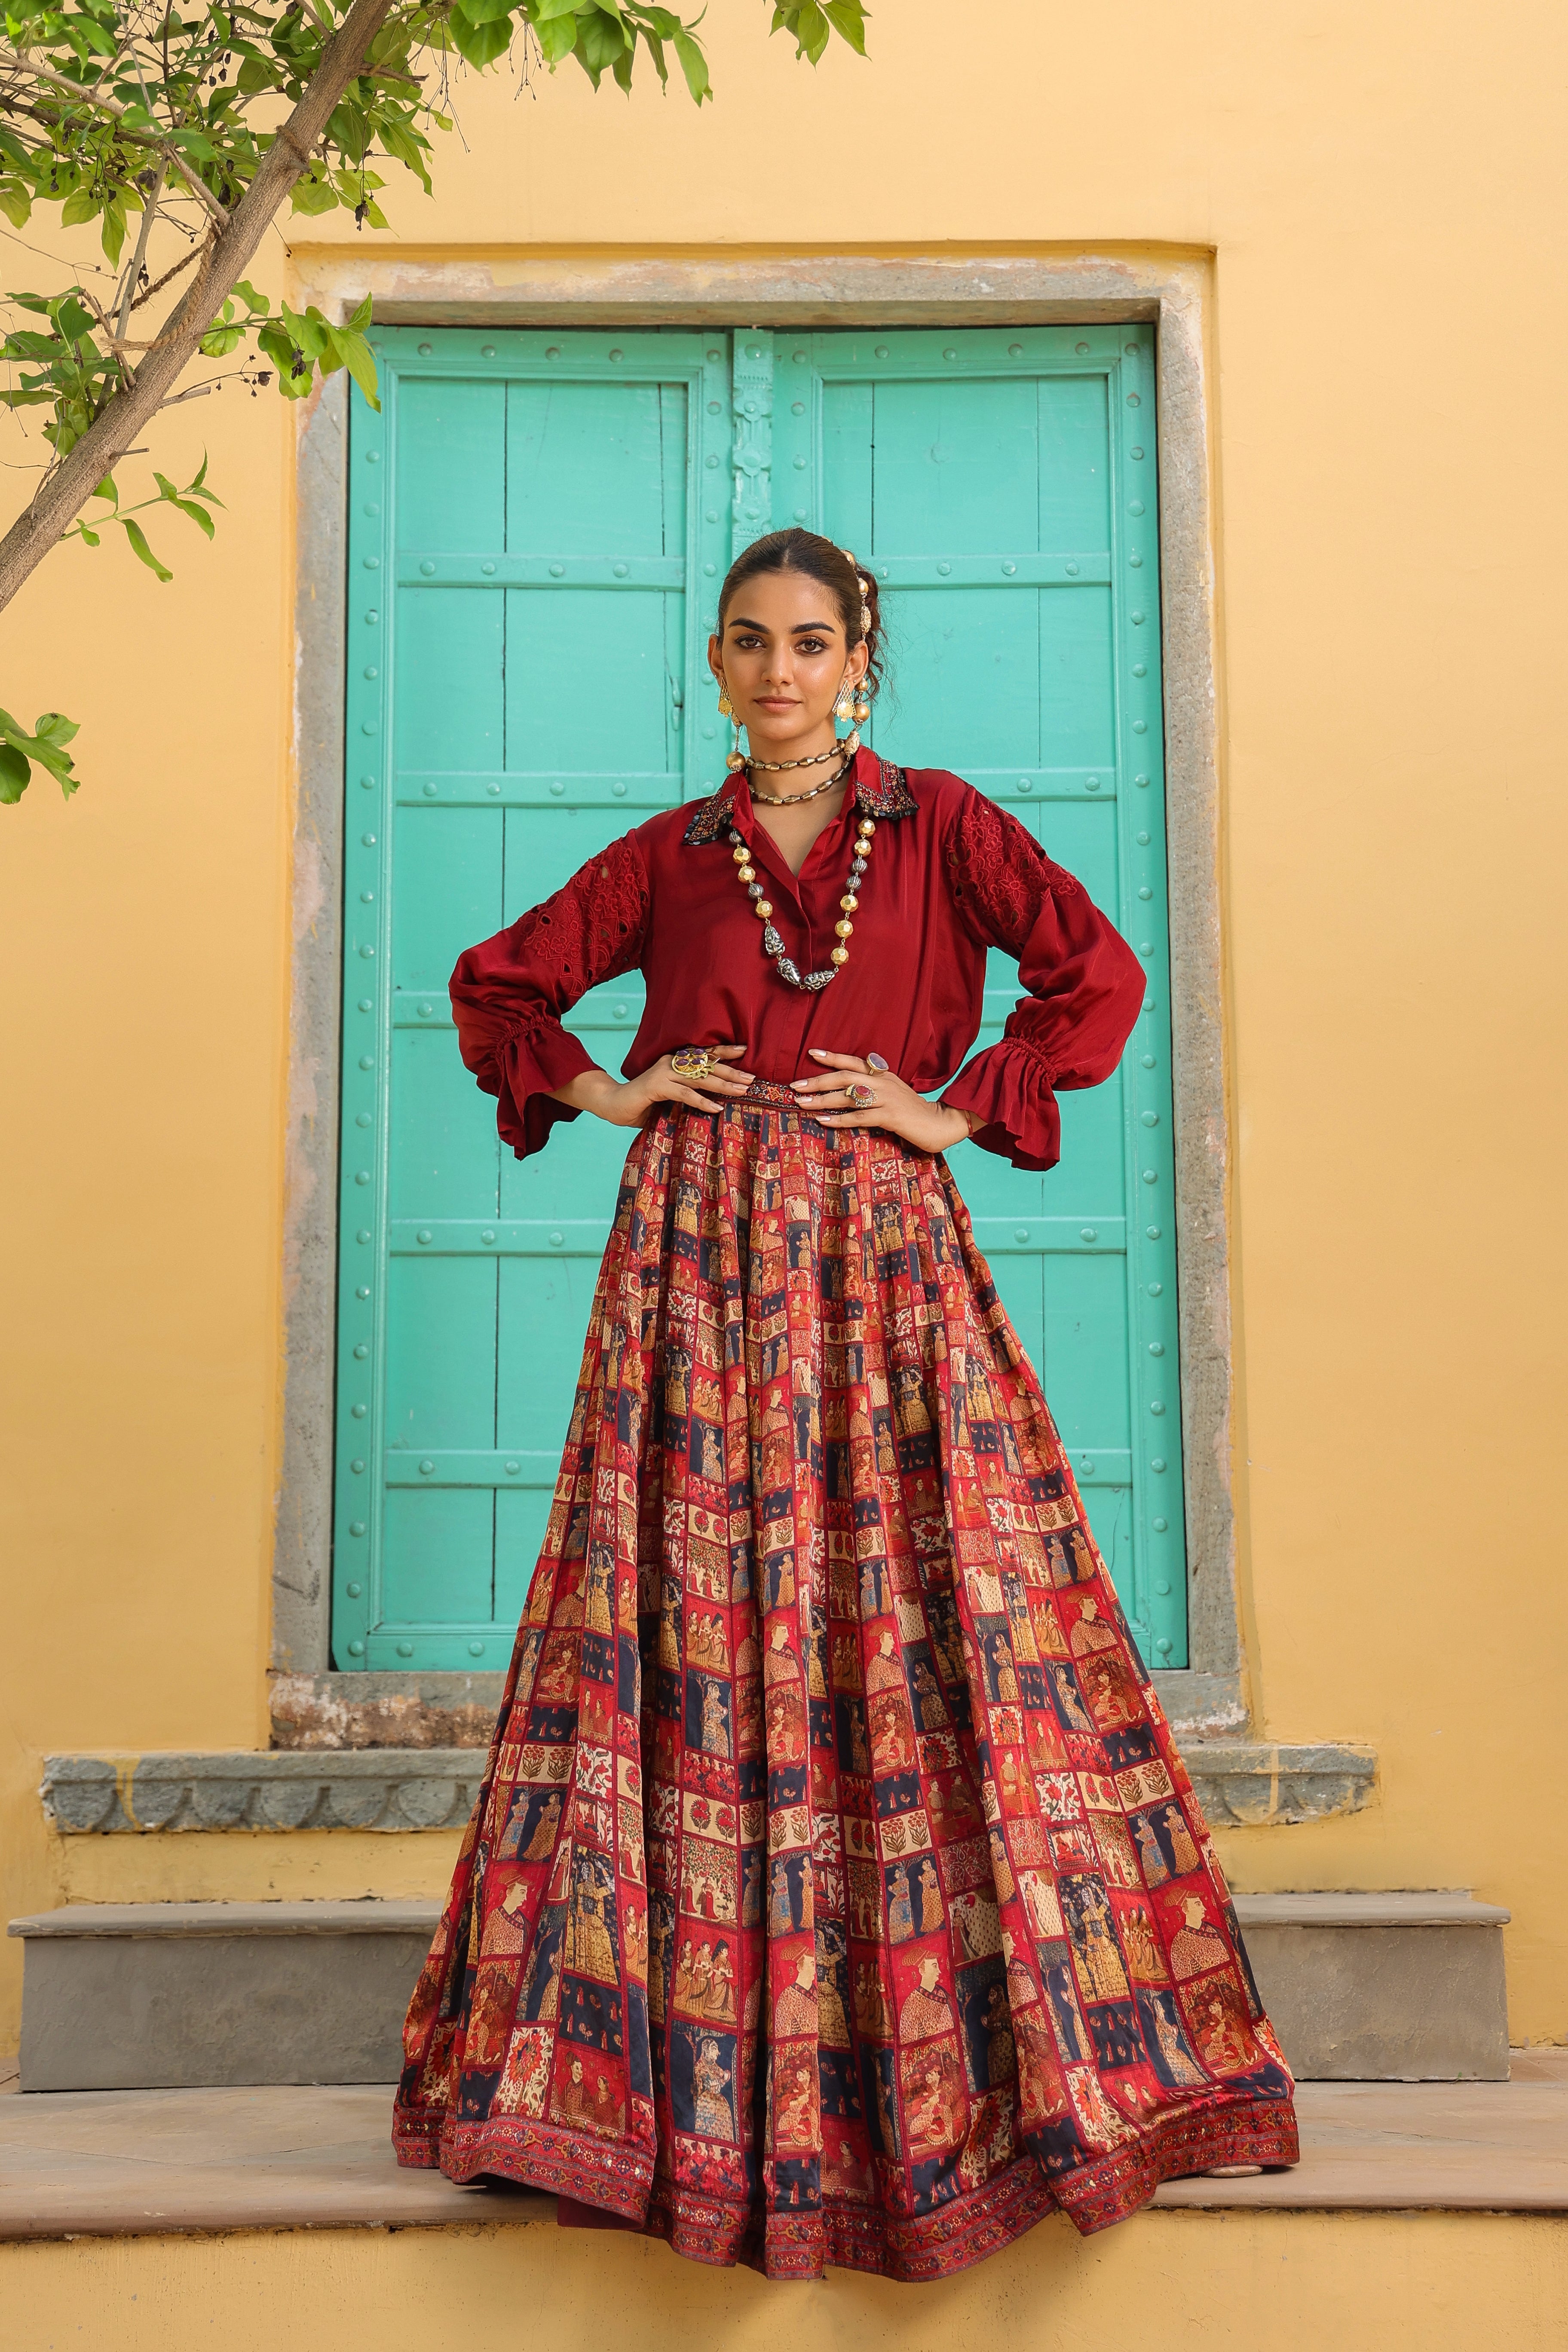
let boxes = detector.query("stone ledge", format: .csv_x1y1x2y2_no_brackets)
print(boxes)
40,1740,1375,1835
1177,1742,1378,1828
40,1753,486,1834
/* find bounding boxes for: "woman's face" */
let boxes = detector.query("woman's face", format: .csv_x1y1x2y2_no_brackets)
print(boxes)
708,567,867,750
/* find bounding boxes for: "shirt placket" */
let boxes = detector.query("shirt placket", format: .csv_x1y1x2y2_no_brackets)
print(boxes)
732,789,855,1066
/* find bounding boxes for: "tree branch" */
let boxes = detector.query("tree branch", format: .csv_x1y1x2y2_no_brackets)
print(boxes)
0,0,395,619
114,163,165,341
0,44,233,225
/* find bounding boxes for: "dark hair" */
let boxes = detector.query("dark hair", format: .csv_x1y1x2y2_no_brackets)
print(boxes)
716,527,888,700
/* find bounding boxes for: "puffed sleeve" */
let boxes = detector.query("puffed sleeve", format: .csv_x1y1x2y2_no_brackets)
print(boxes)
449,830,649,1160
938,789,1144,1172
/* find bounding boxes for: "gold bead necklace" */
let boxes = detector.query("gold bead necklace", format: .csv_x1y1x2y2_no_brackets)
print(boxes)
728,812,875,992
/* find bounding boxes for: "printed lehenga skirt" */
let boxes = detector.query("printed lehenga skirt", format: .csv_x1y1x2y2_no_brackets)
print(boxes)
392,1083,1298,2280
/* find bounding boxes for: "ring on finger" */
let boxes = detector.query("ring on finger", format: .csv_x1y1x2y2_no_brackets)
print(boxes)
671,1046,714,1082
867,1052,890,1073
845,1082,876,1109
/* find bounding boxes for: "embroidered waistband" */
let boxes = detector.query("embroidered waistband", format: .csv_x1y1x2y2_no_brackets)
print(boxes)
740,1078,812,1110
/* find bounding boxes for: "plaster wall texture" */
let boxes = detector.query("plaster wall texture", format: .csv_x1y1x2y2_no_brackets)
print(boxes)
3,2211,1567,2352
1,0,1565,2064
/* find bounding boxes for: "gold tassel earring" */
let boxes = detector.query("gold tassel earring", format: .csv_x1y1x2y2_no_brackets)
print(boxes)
718,675,746,772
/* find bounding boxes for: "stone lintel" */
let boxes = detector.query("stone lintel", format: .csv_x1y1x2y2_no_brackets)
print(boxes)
269,1670,505,1752
40,1740,1375,1835
268,1666,1253,1751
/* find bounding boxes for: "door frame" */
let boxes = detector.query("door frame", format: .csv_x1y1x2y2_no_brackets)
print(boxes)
273,249,1245,1739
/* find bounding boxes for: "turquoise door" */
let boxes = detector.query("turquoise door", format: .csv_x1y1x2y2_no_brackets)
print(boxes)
334,324,1187,1673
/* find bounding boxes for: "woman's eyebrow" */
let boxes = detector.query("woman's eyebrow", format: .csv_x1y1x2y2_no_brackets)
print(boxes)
724,614,840,633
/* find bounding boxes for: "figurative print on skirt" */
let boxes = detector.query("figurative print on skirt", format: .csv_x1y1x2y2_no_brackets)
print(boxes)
392,1084,1298,2281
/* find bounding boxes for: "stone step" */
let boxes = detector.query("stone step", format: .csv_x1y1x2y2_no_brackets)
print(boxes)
3,2066,1565,2243
1236,1891,1511,2082
7,1902,436,2093
7,1889,1510,2093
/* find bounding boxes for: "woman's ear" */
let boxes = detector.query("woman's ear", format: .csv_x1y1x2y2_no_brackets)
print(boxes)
706,634,725,683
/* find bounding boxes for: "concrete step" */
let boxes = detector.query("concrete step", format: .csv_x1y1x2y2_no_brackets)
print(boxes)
7,1889,1511,2092
2,2073,1564,2352
1237,1891,1511,2081
7,1902,435,2092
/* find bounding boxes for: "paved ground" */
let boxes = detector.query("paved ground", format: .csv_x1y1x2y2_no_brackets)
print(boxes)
1,2056,1564,2241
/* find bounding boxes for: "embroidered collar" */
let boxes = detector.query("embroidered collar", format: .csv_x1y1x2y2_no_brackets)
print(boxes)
681,752,918,845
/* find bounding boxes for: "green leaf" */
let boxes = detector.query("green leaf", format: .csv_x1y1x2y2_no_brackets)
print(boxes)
637,25,668,84
289,174,340,215
55,296,98,346
447,5,514,66
200,323,245,355
0,742,31,805
577,6,629,71
327,97,371,160
0,185,31,230
120,517,173,581
531,0,580,16
820,0,868,52
462,0,516,24
34,711,80,749
232,281,270,315
236,53,277,92
166,493,217,539
60,188,101,229
793,2,830,61
536,10,577,61
76,523,101,546
334,327,381,413
100,199,130,268
672,24,710,100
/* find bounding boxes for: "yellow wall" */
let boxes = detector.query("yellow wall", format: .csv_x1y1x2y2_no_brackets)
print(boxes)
3,0,1565,2061
4,2212,1568,2352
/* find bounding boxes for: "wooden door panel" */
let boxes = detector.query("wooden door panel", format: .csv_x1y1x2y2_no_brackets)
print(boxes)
393,376,505,553
336,328,722,1669
772,325,1187,1666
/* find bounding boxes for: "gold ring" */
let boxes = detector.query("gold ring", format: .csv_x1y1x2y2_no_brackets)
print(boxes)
867,1052,890,1073
671,1047,714,1082
845,1082,876,1109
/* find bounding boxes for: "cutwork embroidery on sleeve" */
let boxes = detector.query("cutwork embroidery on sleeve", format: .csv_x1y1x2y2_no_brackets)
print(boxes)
945,793,1080,951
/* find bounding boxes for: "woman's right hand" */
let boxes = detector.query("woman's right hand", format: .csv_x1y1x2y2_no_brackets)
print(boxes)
552,1044,756,1127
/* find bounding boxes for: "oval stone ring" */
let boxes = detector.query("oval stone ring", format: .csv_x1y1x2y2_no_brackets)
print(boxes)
671,1047,714,1081
845,1082,876,1108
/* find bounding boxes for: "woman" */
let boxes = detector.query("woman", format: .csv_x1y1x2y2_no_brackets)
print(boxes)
392,529,1298,2279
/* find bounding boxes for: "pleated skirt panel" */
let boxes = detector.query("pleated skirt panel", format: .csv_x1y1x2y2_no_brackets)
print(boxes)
392,1087,1297,2281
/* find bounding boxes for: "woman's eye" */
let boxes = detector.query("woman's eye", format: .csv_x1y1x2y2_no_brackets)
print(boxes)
796,638,827,654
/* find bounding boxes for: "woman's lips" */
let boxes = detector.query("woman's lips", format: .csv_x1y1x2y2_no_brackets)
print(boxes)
755,697,799,711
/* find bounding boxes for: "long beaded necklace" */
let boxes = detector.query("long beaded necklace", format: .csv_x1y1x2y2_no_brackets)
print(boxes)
729,797,875,991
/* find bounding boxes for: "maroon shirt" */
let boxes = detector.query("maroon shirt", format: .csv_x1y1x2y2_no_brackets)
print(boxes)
449,747,1144,1173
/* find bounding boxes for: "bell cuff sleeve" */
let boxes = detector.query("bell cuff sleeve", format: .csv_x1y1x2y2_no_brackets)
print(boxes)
939,789,1145,1173
449,832,649,1160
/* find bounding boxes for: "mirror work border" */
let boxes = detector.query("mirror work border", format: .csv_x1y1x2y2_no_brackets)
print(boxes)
276,251,1244,1741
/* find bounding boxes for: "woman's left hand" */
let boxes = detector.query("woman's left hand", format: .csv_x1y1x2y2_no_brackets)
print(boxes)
790,1049,977,1152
